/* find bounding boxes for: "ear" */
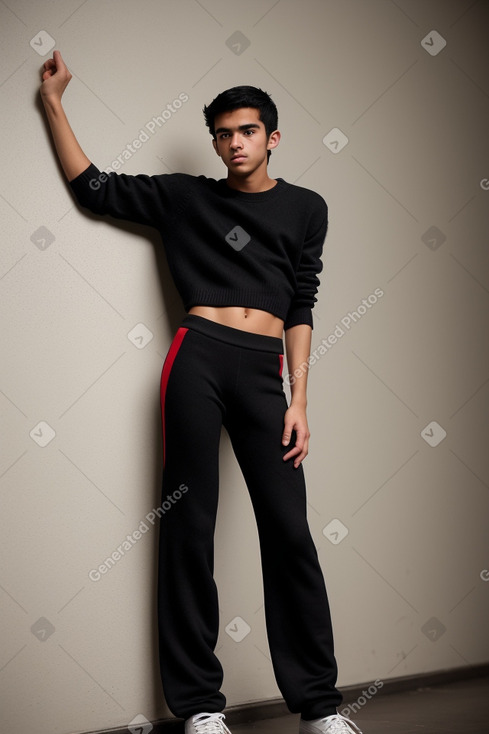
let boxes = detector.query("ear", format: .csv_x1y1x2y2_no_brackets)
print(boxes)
267,129,281,152
212,138,221,157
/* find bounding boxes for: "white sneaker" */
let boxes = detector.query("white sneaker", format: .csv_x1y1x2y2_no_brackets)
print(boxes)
299,713,363,733
185,712,232,734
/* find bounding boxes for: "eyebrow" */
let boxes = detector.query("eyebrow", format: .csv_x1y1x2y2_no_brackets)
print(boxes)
214,123,261,134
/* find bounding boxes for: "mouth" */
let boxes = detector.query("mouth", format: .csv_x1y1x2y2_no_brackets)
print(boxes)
230,155,247,163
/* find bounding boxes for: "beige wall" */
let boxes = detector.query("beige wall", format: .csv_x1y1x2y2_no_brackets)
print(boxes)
1,1,489,732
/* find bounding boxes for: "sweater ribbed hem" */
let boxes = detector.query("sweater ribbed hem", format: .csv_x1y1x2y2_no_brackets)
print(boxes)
185,289,288,321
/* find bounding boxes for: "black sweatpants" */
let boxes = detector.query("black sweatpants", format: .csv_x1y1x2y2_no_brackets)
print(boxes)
157,314,342,720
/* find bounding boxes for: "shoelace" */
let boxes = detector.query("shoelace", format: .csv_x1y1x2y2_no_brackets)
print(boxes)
191,712,231,733
320,714,363,733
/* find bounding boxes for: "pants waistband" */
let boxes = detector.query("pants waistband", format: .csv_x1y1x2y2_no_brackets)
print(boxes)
180,314,283,354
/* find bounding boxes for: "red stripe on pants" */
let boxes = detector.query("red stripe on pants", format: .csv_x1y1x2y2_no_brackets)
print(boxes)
160,327,188,468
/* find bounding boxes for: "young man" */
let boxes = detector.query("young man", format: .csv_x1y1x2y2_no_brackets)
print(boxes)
40,51,363,734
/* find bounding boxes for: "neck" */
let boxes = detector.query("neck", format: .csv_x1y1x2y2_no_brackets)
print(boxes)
226,162,277,193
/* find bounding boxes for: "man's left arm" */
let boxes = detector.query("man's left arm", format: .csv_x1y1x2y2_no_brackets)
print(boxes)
282,323,312,468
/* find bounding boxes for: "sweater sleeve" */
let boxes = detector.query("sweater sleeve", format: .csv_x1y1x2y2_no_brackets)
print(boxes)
68,162,185,228
284,197,328,331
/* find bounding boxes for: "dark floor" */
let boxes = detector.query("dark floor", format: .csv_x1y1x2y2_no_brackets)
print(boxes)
229,677,489,734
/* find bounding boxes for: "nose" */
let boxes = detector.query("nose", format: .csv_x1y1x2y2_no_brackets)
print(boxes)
230,133,242,150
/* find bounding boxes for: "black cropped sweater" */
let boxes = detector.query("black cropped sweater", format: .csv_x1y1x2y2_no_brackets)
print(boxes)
69,163,328,330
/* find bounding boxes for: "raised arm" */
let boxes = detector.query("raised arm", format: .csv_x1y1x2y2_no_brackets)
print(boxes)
40,50,90,181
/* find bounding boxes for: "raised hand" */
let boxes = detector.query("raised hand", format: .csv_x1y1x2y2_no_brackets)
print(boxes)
40,50,72,102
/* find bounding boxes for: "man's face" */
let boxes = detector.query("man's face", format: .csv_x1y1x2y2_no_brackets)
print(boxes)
212,107,278,175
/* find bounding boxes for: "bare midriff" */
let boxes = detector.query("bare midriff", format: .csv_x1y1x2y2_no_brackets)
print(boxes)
188,306,284,338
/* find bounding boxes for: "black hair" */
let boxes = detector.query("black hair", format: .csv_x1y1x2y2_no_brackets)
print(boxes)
203,85,278,161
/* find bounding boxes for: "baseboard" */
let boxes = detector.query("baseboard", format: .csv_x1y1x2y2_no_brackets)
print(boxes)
84,661,489,733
